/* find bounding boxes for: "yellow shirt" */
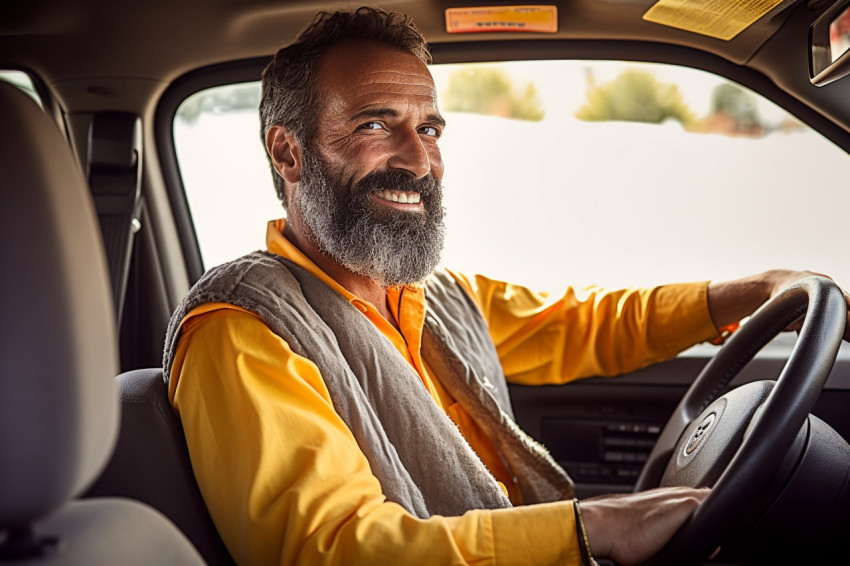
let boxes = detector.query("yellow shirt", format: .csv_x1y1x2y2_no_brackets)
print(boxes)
169,219,718,566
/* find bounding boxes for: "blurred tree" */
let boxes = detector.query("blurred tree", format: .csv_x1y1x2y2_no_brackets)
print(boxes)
705,83,763,135
177,83,261,124
441,67,545,121
576,69,695,126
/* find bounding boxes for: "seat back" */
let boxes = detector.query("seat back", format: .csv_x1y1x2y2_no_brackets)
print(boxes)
0,80,204,564
0,83,118,528
85,369,235,566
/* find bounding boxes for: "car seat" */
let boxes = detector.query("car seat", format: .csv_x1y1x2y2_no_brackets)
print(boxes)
84,368,236,566
0,81,205,565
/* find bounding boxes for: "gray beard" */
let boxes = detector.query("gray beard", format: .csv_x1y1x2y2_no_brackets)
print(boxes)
293,149,445,287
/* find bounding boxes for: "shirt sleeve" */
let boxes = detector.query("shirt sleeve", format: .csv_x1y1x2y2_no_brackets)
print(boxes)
449,272,720,385
169,306,582,566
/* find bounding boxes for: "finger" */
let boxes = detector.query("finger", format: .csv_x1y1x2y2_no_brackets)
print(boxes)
785,314,804,333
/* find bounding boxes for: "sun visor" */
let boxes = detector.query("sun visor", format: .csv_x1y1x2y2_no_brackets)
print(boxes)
642,0,789,41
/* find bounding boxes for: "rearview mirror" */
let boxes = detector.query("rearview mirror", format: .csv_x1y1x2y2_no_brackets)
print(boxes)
810,0,850,86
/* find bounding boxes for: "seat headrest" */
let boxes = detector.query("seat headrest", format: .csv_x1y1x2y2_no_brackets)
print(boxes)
0,82,119,527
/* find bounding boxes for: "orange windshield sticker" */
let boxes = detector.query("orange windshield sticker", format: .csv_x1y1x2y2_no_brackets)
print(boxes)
643,0,784,41
445,6,558,34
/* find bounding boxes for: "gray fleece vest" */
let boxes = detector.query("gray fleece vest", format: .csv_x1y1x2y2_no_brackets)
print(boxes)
163,251,573,518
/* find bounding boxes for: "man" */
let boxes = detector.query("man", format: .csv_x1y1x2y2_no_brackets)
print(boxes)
165,7,850,566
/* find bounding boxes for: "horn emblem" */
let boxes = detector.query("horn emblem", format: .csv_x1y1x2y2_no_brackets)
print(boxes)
685,413,716,455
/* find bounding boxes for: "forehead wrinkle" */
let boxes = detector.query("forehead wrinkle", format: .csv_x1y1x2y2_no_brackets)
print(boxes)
358,71,435,86
346,87,440,113
349,90,436,103
359,68,433,78
347,69,436,91
348,81,436,95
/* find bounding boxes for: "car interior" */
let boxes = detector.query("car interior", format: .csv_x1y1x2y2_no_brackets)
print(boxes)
2,1,850,564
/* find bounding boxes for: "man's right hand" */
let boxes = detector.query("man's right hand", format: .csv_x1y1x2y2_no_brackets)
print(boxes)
579,487,710,565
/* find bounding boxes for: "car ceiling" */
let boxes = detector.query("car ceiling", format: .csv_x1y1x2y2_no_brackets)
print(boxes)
2,0,849,135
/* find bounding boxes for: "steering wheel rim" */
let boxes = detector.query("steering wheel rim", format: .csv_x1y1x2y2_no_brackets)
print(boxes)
636,276,846,566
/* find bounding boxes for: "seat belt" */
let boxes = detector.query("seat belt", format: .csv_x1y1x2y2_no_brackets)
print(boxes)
87,112,142,326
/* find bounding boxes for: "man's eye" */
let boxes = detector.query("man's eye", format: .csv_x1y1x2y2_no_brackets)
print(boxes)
420,126,440,137
358,122,383,131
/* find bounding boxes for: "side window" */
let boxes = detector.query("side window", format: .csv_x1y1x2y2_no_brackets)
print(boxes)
173,61,850,292
174,83,281,267
0,70,43,108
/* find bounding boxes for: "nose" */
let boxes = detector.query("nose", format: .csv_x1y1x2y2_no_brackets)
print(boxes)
387,127,431,179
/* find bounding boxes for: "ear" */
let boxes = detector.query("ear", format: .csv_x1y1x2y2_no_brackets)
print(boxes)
266,125,302,184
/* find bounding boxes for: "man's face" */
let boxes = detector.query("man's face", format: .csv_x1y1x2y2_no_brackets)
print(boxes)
291,41,447,287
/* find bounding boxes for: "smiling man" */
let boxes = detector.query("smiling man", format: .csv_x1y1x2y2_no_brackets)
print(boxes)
164,7,849,566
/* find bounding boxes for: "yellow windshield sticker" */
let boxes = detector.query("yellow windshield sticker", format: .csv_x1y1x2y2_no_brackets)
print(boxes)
445,6,558,34
643,0,784,41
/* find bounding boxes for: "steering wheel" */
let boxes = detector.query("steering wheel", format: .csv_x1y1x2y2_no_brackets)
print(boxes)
633,276,846,566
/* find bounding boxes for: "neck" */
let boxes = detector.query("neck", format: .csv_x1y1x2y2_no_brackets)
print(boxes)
282,218,400,330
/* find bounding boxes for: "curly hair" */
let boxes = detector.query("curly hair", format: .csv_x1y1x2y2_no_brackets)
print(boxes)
260,7,431,206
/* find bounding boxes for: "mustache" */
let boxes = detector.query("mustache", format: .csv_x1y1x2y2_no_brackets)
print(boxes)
352,169,442,200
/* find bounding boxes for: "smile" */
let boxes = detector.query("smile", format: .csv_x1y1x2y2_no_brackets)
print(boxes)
373,189,421,204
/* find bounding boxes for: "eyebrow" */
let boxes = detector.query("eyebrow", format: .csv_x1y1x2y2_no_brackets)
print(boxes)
349,107,446,128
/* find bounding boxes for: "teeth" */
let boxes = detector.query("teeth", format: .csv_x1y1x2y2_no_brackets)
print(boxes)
375,189,421,204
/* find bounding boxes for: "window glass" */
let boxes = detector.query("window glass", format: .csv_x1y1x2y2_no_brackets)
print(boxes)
0,70,42,107
830,4,850,62
175,83,277,265
174,61,850,293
